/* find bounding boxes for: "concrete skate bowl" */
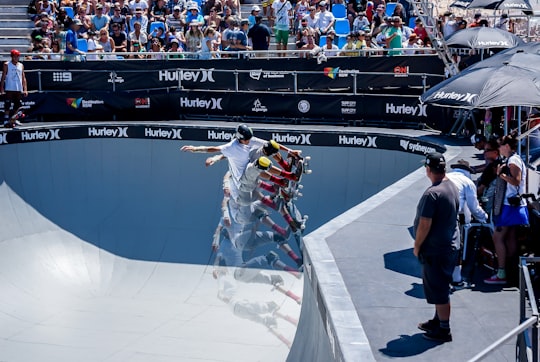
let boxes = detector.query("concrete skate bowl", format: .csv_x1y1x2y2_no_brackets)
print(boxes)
0,123,443,361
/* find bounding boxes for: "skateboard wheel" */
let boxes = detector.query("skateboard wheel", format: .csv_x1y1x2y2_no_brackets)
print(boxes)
297,192,303,197
297,184,304,189
303,215,309,220
305,170,312,174
305,156,311,161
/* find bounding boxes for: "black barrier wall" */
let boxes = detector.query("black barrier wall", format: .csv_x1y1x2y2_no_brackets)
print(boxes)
0,123,445,156
3,56,455,130
1,91,452,130
22,57,445,92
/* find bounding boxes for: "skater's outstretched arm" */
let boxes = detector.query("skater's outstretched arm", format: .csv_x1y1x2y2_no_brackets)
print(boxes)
181,145,222,153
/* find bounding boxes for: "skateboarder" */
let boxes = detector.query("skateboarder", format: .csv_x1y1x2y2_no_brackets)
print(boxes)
0,49,28,128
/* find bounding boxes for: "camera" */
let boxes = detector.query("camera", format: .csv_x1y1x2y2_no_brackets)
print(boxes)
508,195,522,207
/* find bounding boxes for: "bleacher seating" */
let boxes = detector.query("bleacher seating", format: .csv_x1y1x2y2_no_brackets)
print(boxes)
334,18,350,37
149,21,166,38
63,7,74,19
385,2,396,17
319,35,327,47
409,16,417,29
331,3,346,19
77,38,88,52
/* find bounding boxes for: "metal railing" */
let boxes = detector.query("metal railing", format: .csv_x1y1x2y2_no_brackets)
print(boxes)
1,46,442,61
23,66,444,95
469,257,540,362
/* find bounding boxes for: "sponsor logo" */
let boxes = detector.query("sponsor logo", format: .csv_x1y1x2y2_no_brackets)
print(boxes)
88,126,128,138
341,100,356,115
135,97,151,109
250,70,262,80
324,67,358,79
252,99,268,113
298,100,310,113
158,69,215,83
501,2,528,8
66,98,104,109
338,135,377,147
145,127,182,139
399,139,437,154
386,103,427,117
21,129,60,142
53,72,72,82
324,67,340,79
432,91,477,104
476,40,510,47
108,72,125,84
208,130,235,141
0,133,7,145
180,97,222,110
271,133,311,145
249,69,287,80
393,66,409,77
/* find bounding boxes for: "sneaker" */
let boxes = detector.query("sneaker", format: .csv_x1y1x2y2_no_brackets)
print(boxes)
423,327,452,342
484,274,507,285
418,319,439,333
451,281,466,291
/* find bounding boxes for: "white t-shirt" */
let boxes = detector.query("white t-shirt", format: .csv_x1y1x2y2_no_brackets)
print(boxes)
219,137,265,198
272,0,292,31
504,153,527,206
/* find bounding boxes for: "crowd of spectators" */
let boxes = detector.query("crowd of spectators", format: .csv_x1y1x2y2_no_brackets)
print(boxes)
24,0,524,60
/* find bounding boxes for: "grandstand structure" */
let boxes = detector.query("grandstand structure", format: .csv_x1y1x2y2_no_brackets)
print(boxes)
0,0,33,55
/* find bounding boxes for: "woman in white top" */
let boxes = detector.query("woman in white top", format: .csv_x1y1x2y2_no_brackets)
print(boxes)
484,135,529,285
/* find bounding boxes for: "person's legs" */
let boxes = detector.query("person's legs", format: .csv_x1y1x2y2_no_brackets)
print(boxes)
492,226,509,269
485,225,510,283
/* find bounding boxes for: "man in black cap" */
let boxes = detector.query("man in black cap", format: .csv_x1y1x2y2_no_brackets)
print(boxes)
414,152,459,343
248,15,272,55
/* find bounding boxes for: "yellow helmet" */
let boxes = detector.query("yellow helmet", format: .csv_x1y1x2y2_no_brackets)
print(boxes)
256,156,272,170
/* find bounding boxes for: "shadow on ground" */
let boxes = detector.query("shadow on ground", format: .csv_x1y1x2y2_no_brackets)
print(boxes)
379,333,444,357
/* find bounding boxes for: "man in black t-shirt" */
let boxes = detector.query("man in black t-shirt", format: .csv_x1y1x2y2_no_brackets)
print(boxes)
414,152,459,343
247,15,271,54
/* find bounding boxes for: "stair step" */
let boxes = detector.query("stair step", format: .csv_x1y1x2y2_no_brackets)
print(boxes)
0,38,31,45
0,7,29,14
0,13,31,20
0,20,34,28
0,28,34,36
3,0,32,5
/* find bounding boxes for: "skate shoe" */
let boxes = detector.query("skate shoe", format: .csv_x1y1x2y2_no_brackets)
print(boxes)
418,319,439,333
422,326,452,343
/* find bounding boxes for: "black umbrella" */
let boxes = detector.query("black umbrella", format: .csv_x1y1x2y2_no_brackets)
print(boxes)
444,27,524,49
466,0,532,10
450,0,473,8
420,52,540,108
467,41,540,69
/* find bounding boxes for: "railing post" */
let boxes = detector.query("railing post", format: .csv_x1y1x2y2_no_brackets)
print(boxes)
234,70,239,92
293,71,297,94
38,70,42,92
353,73,357,95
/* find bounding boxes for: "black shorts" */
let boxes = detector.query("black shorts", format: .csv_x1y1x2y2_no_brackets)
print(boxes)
420,250,457,304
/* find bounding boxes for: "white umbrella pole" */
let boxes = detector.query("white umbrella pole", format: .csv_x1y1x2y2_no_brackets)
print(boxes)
518,105,522,156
